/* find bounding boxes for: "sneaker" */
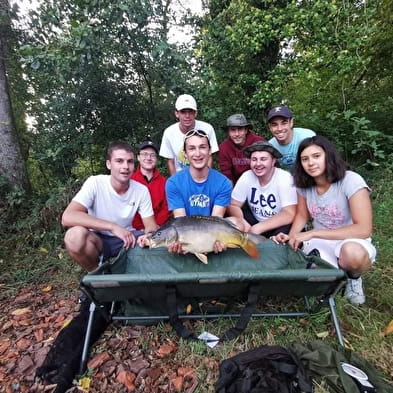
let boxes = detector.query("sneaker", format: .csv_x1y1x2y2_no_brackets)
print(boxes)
344,277,365,305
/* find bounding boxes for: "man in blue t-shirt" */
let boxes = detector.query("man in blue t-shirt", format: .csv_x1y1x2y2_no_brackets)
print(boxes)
267,105,315,171
166,129,232,217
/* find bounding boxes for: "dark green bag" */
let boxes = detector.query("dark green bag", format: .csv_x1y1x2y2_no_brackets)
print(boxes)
289,340,393,393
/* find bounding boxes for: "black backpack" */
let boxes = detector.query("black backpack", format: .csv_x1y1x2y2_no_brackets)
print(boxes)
216,345,313,393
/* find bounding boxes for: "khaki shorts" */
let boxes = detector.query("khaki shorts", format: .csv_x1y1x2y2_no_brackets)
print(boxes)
302,238,377,268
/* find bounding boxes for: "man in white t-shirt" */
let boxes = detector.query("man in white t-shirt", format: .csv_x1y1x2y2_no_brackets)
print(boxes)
267,105,315,171
227,141,297,237
159,94,219,175
62,141,159,272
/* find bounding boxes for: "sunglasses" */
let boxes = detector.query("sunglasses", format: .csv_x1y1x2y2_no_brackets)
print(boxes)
184,129,209,139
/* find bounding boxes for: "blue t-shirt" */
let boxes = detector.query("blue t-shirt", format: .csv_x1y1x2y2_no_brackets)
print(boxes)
269,127,315,170
166,168,232,216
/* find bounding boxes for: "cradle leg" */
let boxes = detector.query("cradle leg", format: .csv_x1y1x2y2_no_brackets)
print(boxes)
328,296,344,346
79,302,96,375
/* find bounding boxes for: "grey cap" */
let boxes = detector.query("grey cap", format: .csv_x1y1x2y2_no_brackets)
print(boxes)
243,141,282,159
223,114,253,130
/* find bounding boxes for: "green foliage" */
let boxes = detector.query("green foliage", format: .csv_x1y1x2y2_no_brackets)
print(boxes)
18,0,193,185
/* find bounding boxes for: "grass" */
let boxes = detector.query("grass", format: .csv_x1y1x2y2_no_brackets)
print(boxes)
1,169,393,391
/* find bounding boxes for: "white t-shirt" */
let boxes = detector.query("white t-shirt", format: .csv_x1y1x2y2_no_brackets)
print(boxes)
232,168,297,222
297,170,370,230
73,175,153,236
159,120,219,172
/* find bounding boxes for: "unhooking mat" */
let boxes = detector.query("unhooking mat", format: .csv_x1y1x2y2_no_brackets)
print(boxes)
81,240,345,321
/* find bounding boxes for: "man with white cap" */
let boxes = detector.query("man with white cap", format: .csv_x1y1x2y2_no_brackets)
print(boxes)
159,94,219,175
267,105,315,171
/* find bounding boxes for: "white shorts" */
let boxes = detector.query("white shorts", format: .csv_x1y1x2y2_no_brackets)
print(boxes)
302,238,377,268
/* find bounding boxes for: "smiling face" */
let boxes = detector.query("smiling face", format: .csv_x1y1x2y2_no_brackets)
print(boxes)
268,116,294,145
138,147,157,171
175,108,197,133
249,150,276,181
184,134,211,170
228,126,248,146
300,144,326,178
106,149,135,185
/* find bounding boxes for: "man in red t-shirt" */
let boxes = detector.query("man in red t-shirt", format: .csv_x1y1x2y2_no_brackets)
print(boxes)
218,114,265,184
131,141,171,230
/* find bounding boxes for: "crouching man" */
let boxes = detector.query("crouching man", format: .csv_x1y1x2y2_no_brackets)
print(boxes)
227,141,297,237
62,141,158,272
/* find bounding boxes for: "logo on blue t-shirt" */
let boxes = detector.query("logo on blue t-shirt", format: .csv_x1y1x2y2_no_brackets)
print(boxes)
189,194,210,208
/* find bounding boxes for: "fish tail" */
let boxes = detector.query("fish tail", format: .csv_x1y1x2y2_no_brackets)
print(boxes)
241,238,259,259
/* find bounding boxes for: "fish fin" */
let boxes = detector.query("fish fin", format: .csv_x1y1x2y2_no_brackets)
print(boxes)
195,253,208,264
241,239,260,259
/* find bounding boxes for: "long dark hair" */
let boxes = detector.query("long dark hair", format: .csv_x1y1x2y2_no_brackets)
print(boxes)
293,135,349,188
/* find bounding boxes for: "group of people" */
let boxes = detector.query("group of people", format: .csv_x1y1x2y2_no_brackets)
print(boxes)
62,94,376,306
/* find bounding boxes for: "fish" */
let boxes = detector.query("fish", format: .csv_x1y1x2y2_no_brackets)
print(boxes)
143,215,267,264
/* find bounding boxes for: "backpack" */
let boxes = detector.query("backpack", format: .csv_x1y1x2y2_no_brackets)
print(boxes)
216,345,314,393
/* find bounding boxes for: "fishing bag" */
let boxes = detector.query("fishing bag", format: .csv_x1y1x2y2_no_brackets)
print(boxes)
215,344,313,393
289,340,393,393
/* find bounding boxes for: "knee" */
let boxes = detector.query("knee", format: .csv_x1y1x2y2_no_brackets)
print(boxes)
339,242,371,271
64,226,90,253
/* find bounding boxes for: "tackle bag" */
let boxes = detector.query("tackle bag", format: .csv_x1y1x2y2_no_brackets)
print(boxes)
215,344,313,393
289,340,393,393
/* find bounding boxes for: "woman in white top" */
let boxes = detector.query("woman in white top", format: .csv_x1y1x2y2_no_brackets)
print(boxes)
273,135,376,305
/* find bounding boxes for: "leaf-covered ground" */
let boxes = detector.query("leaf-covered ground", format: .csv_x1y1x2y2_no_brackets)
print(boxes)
0,285,218,393
1,280,393,393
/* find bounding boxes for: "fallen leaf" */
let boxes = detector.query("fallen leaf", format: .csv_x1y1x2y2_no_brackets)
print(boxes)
382,319,393,336
11,307,31,316
156,344,177,357
78,376,91,390
116,370,136,391
34,329,44,342
171,376,184,391
178,367,196,378
316,331,329,338
88,352,111,370
0,341,11,355
16,338,31,351
39,247,48,253
42,285,52,292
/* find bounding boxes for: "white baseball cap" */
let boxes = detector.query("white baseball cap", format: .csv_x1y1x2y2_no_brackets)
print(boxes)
175,94,197,111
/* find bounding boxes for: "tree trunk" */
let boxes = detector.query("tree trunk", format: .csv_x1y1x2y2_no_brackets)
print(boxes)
0,0,30,192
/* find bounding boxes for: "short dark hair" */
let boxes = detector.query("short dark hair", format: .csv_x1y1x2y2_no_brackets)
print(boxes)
293,135,349,188
106,141,134,160
183,129,211,151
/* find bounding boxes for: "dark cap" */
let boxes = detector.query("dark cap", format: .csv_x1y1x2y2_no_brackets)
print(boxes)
267,105,293,122
138,141,159,154
223,114,252,130
243,141,282,159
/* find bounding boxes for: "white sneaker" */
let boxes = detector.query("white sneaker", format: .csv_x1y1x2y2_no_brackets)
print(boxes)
344,277,365,305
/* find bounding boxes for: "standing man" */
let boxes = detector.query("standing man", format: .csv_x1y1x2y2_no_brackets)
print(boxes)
267,105,315,171
159,94,219,175
227,141,297,237
131,141,171,230
166,129,231,218
218,113,265,184
62,141,158,272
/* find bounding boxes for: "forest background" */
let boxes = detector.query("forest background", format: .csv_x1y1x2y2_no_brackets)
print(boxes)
0,0,393,392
